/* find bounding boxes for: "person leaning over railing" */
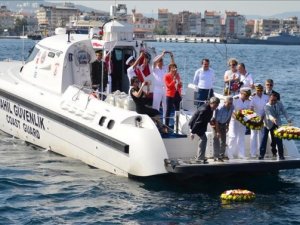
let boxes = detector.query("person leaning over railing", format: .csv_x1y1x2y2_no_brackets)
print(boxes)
212,96,234,162
259,93,292,160
189,97,220,164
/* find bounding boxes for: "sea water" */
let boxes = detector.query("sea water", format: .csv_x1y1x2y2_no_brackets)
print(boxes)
0,39,300,224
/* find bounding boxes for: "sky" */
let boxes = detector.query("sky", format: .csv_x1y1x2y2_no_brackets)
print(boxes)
50,1,300,16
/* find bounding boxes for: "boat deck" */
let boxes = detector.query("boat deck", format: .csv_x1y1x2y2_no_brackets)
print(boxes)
165,157,300,175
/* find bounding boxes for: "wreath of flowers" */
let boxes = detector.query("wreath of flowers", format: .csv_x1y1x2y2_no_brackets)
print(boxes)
220,189,256,202
274,125,300,140
235,109,263,130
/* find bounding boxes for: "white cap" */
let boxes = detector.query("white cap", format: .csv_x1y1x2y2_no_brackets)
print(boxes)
240,87,252,96
240,87,251,92
126,56,134,65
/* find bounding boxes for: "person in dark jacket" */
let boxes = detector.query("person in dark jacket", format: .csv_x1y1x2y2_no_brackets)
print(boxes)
189,96,220,163
90,50,108,97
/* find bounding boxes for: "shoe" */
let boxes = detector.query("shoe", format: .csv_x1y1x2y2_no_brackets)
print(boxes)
279,156,285,160
202,158,208,164
258,156,264,160
222,156,229,160
214,158,224,162
272,154,277,158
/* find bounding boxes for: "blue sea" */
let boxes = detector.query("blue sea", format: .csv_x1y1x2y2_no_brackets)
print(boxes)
0,39,300,224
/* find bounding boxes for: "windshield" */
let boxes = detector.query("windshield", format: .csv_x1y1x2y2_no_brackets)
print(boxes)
25,47,40,64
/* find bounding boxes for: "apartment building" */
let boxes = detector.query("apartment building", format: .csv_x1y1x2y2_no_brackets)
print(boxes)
158,8,177,34
0,6,14,29
254,18,281,35
224,11,246,38
131,9,156,38
203,10,221,36
36,3,79,29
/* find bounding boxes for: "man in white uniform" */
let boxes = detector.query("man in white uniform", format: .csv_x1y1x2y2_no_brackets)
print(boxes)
238,63,254,90
250,84,269,158
193,58,215,107
152,51,174,122
227,87,251,159
126,53,145,91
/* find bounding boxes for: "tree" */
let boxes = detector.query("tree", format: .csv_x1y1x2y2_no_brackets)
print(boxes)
153,25,167,35
14,18,28,35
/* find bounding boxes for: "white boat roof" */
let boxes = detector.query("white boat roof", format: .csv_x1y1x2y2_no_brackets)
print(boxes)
37,33,89,52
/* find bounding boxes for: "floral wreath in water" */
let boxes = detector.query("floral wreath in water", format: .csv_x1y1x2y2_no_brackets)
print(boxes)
220,189,256,202
274,125,300,140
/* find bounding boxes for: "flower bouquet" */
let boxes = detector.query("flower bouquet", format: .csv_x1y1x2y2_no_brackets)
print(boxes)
274,125,300,140
220,189,256,202
235,109,263,130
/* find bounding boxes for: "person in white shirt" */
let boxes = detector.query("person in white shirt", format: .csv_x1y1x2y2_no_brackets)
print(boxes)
224,58,240,96
152,50,174,122
227,87,251,159
126,53,145,92
249,84,269,158
238,63,254,90
193,58,215,107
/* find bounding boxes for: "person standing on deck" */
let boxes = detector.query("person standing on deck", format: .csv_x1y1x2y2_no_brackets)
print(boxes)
237,63,254,90
212,96,234,161
264,79,280,100
193,58,215,107
90,50,108,98
250,84,269,158
152,50,174,123
189,97,220,163
259,93,292,160
164,63,182,128
263,79,281,156
227,87,251,159
224,58,240,96
126,52,145,91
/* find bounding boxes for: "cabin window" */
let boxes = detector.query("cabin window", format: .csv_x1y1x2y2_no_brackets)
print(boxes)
107,120,115,129
25,47,40,64
75,50,91,65
114,49,123,61
48,52,55,58
99,116,107,126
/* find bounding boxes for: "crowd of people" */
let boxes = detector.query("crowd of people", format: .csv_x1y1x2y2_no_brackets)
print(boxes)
90,50,293,163
189,57,292,163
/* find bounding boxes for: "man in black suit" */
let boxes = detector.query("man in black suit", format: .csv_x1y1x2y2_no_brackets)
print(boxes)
264,79,280,100
189,97,220,163
90,50,108,98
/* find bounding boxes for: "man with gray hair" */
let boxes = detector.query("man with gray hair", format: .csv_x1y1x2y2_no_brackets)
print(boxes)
212,96,234,161
189,96,220,163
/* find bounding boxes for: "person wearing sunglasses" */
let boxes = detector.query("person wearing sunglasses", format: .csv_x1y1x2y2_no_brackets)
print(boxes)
224,58,240,96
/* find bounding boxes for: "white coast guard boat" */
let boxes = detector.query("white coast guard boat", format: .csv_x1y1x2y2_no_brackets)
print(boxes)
0,20,300,178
